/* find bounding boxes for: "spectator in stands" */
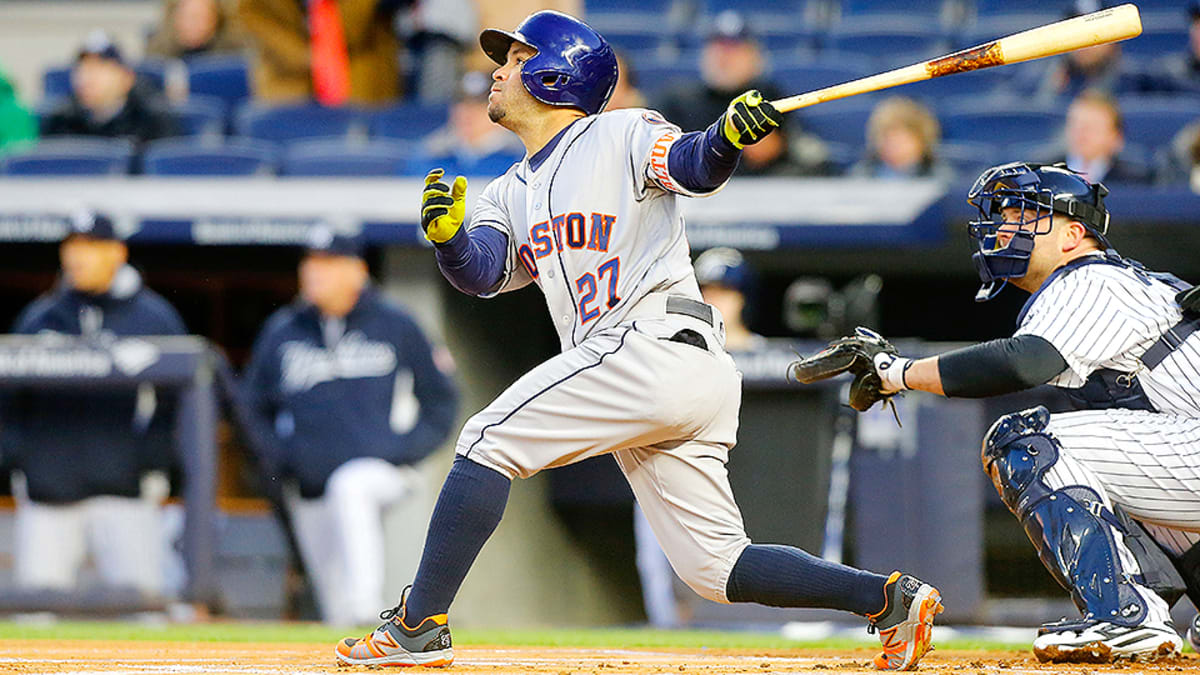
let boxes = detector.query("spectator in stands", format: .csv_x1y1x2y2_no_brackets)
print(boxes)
146,0,247,61
696,247,765,353
1026,0,1170,102
608,50,646,111
40,31,179,147
424,71,522,176
242,226,458,626
1056,88,1151,184
1155,1,1200,94
1156,120,1200,192
238,0,402,105
850,96,951,180
0,63,36,156
400,0,477,103
654,10,782,132
2,210,186,596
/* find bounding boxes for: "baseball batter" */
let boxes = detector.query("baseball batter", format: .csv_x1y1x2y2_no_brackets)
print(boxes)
336,10,942,670
802,162,1200,662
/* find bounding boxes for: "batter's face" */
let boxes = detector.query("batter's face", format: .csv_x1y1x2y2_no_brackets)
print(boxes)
60,236,127,294
300,253,368,318
489,43,539,127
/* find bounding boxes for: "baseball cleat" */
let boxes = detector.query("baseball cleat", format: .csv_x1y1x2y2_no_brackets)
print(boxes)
1031,617,1182,663
1189,613,1199,653
866,571,944,670
335,591,453,668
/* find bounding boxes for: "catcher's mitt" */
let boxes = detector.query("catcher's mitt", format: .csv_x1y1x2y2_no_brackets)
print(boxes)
789,327,899,413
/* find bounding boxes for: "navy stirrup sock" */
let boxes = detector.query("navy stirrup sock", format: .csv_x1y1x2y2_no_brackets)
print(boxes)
402,456,511,622
726,544,889,616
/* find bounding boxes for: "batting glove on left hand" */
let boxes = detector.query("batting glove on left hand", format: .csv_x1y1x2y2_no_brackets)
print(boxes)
721,90,782,149
421,168,467,244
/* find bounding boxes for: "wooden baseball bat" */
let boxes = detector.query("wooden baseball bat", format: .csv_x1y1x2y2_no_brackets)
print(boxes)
771,3,1142,113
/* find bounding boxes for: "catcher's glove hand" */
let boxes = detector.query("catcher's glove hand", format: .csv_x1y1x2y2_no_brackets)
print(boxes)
421,168,467,244
789,327,904,413
720,90,782,149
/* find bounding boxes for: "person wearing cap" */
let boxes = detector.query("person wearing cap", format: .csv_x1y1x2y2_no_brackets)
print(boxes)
40,30,178,148
654,10,783,133
695,247,766,353
422,71,524,177
241,226,458,625
1154,1,1200,94
2,210,187,596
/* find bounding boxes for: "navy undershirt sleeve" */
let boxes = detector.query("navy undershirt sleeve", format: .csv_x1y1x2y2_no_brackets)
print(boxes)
666,121,741,193
434,225,508,297
938,335,1068,398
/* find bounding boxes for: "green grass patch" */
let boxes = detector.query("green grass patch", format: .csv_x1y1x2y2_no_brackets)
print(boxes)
0,621,1024,652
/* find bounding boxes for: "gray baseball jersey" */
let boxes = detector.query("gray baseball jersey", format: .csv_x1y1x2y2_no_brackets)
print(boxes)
453,108,754,603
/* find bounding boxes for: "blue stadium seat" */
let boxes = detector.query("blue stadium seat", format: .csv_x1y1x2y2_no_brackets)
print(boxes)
773,56,874,95
795,98,878,147
937,140,1000,177
281,138,413,177
426,149,525,178
602,26,667,54
902,68,1012,101
974,0,1059,18
587,0,673,12
827,27,949,63
236,104,366,143
1119,98,1200,150
141,137,276,176
170,96,226,137
1121,29,1190,60
0,137,134,175
187,55,250,107
42,66,72,99
636,61,703,98
839,0,947,20
941,106,1065,146
368,103,451,141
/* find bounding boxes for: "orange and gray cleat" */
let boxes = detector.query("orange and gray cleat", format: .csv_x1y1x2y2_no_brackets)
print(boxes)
866,571,944,670
335,593,453,668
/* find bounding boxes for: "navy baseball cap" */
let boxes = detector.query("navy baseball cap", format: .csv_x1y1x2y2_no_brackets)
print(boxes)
1188,1,1200,20
708,10,753,42
76,30,126,66
64,210,120,241
305,225,364,258
694,247,755,294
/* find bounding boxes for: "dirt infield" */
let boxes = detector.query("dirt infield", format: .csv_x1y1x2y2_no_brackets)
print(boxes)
0,641,1197,675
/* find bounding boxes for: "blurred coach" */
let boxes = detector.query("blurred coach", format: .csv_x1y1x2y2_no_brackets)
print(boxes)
2,210,186,595
242,227,458,625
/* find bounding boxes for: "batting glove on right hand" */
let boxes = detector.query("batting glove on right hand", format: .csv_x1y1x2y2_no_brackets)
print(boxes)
721,90,782,149
421,168,467,244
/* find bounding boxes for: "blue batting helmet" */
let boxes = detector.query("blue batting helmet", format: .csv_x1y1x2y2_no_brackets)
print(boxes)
480,11,618,116
694,247,756,295
967,161,1110,302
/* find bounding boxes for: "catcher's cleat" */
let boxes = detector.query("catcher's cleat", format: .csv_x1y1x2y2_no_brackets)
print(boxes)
1189,613,1199,654
335,589,453,668
1032,616,1182,663
867,571,944,671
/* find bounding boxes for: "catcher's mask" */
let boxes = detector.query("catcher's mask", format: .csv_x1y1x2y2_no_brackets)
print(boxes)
967,162,1110,302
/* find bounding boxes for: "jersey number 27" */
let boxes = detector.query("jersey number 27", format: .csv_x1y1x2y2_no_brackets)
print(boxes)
576,257,621,325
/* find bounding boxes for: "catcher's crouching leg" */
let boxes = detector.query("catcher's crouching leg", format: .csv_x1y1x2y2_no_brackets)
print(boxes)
981,407,1181,662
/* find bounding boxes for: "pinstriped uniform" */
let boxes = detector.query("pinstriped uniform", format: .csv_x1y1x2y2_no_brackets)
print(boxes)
1014,259,1200,560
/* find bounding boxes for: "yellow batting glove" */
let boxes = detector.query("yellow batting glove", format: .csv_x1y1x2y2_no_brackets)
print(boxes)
720,90,782,149
421,168,467,244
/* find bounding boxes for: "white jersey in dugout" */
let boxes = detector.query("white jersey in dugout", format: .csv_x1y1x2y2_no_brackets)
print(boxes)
467,108,722,351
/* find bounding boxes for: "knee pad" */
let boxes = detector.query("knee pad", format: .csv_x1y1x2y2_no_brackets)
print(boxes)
982,406,1149,626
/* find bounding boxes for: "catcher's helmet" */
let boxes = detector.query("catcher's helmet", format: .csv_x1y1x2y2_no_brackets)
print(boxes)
480,11,618,116
967,161,1110,302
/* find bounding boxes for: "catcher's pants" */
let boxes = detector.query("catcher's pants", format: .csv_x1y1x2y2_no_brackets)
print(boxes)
457,308,752,603
289,457,422,626
13,494,164,593
1044,409,1200,551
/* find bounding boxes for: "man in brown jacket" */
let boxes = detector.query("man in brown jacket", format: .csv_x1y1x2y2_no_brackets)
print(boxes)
238,0,400,104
